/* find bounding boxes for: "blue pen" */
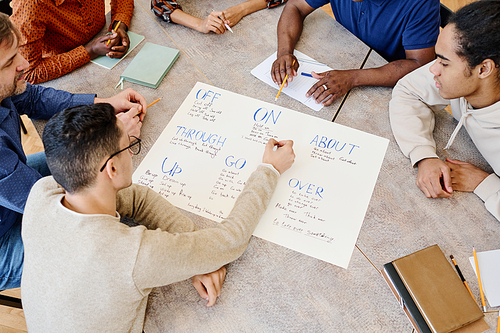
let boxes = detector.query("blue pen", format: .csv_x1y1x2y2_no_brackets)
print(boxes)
301,72,313,78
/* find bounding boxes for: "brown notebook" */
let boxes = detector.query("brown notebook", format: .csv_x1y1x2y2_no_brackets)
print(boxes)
393,245,484,333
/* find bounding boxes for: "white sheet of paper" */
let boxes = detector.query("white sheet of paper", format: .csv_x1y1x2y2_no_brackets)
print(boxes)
251,51,333,112
469,249,500,307
132,82,388,268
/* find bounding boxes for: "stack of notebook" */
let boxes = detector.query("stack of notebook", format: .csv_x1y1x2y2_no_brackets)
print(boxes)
382,245,487,333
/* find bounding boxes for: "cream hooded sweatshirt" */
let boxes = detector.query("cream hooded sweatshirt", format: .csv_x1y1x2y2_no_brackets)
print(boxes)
390,62,500,221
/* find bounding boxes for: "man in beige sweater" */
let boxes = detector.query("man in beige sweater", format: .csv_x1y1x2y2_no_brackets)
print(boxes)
21,103,295,332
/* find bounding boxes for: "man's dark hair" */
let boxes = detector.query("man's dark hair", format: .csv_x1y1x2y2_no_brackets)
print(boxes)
43,103,122,193
0,12,21,48
449,1,500,74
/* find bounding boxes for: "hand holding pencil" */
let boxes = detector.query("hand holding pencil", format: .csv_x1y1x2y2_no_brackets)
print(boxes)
275,59,296,101
105,21,130,58
271,54,298,88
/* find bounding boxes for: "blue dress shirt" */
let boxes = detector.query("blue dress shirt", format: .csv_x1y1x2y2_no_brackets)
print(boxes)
0,84,95,237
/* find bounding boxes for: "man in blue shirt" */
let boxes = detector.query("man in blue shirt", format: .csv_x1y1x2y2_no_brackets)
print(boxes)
0,13,147,290
271,0,440,106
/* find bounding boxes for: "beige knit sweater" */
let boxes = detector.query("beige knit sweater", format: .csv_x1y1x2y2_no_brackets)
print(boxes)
21,165,279,332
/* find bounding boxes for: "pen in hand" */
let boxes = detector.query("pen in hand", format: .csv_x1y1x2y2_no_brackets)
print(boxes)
212,9,233,33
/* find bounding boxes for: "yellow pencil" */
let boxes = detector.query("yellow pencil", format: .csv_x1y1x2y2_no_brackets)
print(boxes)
106,21,121,46
136,98,162,117
147,98,162,108
473,247,487,312
496,311,499,333
275,60,296,101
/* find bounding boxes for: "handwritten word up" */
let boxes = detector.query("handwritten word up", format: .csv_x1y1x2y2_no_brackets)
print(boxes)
196,89,221,104
288,178,324,198
175,126,227,147
310,135,359,154
253,108,281,125
162,158,182,177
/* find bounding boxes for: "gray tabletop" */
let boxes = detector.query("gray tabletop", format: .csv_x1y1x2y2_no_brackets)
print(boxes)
37,1,499,332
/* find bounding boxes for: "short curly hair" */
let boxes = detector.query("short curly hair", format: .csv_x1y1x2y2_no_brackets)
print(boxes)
449,0,500,78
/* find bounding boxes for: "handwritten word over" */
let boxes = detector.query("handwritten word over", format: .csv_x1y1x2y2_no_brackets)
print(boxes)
288,178,324,198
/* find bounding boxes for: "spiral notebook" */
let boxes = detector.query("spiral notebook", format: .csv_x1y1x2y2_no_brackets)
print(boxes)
116,42,179,89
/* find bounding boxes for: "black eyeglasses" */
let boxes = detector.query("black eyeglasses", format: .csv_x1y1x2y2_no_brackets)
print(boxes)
100,136,141,172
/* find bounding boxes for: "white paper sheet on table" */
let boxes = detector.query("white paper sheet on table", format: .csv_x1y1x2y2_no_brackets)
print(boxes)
133,82,388,268
469,249,500,307
251,51,332,112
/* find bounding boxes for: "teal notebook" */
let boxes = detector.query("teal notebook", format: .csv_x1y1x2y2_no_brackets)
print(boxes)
118,42,180,89
91,31,145,69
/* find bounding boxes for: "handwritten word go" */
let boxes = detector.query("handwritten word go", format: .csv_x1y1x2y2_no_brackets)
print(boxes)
288,178,324,198
196,89,221,104
253,108,281,125
162,158,182,177
310,135,359,155
225,156,247,169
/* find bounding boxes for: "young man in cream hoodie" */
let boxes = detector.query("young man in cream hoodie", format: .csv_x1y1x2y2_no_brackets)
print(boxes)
21,103,295,332
390,1,500,221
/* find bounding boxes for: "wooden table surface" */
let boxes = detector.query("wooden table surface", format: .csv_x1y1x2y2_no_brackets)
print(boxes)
38,1,500,332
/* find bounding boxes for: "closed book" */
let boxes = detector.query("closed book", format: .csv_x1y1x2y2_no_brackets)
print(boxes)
120,42,179,89
392,245,483,333
382,262,432,333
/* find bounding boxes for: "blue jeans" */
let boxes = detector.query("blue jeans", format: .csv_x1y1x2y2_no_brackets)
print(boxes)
0,151,50,290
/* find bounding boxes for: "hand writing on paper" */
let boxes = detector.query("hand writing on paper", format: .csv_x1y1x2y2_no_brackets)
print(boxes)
116,106,142,138
306,70,355,106
192,266,227,307
445,158,489,192
95,88,147,122
106,23,130,58
262,138,295,175
416,158,452,198
271,54,299,88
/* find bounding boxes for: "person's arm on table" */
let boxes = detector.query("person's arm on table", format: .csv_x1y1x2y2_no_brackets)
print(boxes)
271,0,316,87
130,139,294,302
13,84,95,120
170,9,227,34
222,0,267,26
445,158,500,221
222,0,287,27
389,62,453,199
306,47,436,106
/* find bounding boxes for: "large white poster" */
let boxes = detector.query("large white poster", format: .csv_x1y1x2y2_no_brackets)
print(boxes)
133,82,388,268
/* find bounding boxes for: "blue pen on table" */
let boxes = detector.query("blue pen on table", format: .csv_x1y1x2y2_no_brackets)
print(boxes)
301,72,313,78
212,9,233,33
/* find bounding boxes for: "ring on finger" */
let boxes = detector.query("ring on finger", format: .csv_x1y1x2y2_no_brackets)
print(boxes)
322,84,328,91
